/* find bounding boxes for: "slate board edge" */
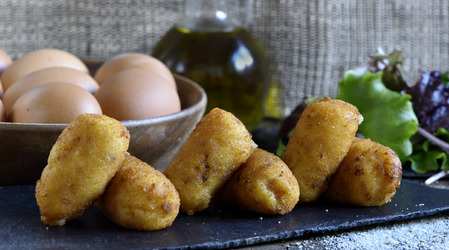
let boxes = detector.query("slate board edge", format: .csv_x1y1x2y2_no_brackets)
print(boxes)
158,209,449,250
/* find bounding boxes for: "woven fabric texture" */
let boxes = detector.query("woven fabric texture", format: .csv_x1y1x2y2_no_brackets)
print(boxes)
1,0,448,116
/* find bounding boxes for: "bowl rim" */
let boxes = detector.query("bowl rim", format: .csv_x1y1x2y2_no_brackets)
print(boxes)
0,74,207,130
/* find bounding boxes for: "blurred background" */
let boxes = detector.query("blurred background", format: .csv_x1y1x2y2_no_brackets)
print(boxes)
1,0,448,117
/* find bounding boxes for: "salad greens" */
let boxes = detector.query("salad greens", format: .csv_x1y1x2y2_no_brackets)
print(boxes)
408,128,449,173
404,71,449,134
402,70,449,173
339,50,449,173
368,49,408,92
336,70,418,161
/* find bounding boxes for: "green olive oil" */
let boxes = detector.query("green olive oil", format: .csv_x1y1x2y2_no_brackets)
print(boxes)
152,24,269,131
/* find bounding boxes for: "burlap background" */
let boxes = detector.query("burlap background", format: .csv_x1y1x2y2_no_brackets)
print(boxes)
1,0,448,116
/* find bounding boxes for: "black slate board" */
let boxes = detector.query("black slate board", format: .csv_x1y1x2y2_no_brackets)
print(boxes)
1,179,449,249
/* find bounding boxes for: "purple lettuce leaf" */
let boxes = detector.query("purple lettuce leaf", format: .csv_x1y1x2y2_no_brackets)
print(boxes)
403,71,449,134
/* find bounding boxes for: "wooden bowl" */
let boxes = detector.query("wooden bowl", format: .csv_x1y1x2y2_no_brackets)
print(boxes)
0,74,206,185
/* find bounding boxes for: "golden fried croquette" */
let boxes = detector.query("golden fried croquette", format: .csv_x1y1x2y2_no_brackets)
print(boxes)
282,97,363,203
164,108,256,215
218,148,299,215
324,138,402,206
97,153,180,231
35,114,130,226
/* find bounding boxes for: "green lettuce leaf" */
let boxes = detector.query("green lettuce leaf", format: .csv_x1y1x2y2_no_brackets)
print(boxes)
337,70,418,161
408,128,449,173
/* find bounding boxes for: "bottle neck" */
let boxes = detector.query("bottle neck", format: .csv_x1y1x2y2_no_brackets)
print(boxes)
180,0,251,32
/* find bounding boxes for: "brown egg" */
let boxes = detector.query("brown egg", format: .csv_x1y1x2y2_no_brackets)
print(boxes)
0,49,89,91
131,60,176,89
0,49,12,75
10,82,102,124
0,49,12,98
94,53,175,88
0,78,3,99
3,67,99,115
0,99,6,122
95,68,180,121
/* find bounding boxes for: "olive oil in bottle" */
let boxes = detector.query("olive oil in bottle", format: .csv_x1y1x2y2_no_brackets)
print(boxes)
152,0,269,131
